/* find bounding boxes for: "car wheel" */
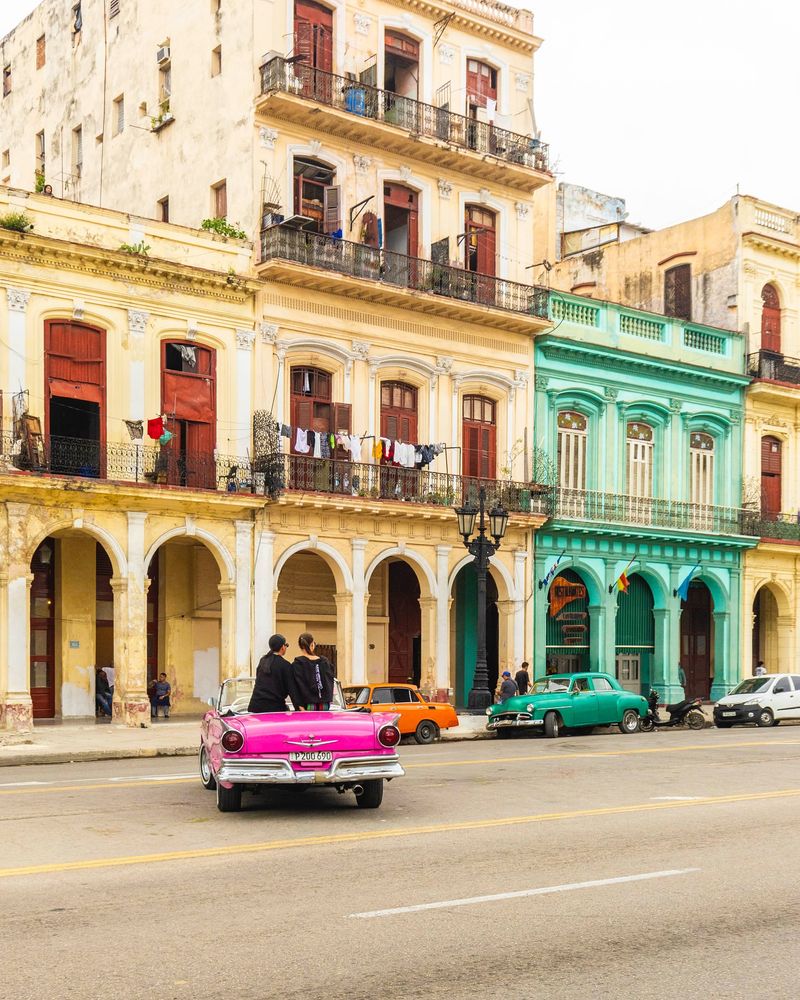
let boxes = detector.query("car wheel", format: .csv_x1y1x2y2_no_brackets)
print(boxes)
544,712,561,739
639,717,655,733
715,721,733,729
199,744,216,790
618,709,640,734
216,782,242,813
495,728,513,739
355,779,383,809
415,720,440,745
686,710,705,731
756,707,774,728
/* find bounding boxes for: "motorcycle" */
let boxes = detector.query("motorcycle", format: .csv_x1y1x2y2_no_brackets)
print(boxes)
639,688,705,732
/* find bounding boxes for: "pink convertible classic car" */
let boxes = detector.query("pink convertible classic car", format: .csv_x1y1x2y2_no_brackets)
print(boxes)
200,677,404,812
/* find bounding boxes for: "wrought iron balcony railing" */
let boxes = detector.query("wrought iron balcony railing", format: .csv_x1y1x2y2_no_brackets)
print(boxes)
0,433,263,494
551,488,756,537
750,511,800,542
259,56,549,174
264,454,551,514
747,350,800,386
260,225,550,320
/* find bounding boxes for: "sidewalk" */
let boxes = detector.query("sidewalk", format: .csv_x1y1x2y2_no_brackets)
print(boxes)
0,713,491,768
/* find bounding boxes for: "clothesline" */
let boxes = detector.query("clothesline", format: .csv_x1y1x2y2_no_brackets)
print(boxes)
275,420,447,470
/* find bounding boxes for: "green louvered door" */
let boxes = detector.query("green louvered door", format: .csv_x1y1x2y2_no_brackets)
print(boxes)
615,575,654,695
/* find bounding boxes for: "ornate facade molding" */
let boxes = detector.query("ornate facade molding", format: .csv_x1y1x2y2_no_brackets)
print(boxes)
127,309,149,336
260,322,279,344
235,329,256,351
514,201,530,221
515,72,530,93
353,154,372,174
534,375,549,390
259,126,278,150
513,369,530,388
354,12,371,34
438,44,455,65
399,165,413,183
435,356,454,374
603,386,619,400
437,178,452,200
6,287,31,312
351,340,371,361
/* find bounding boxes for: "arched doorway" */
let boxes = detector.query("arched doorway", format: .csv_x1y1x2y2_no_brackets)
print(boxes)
452,563,499,707
146,537,223,714
752,586,779,672
679,581,714,699
761,284,781,353
29,534,116,720
615,574,654,694
546,567,589,673
276,551,339,674
387,561,421,685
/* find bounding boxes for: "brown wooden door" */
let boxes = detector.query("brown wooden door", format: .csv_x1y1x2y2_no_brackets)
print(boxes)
161,342,216,489
295,0,333,101
380,381,417,442
761,436,782,518
462,395,496,479
680,583,712,700
30,541,56,719
761,284,781,353
388,561,420,683
664,264,692,320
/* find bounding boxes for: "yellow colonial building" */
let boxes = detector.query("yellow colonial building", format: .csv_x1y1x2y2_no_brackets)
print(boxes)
551,194,800,676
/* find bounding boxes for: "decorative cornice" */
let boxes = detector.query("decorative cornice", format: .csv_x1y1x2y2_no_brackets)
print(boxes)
742,230,800,260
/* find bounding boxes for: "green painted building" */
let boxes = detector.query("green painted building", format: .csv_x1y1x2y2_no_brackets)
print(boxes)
534,293,757,702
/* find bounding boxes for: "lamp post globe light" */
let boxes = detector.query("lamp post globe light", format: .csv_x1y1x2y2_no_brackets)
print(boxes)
454,486,509,711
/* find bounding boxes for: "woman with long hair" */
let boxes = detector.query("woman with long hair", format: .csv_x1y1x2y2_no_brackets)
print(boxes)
291,632,335,710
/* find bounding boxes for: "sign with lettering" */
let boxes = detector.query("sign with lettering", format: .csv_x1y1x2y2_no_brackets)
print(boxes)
548,576,587,617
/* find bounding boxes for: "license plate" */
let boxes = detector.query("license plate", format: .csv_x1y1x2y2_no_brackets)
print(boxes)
289,751,332,762
722,711,736,717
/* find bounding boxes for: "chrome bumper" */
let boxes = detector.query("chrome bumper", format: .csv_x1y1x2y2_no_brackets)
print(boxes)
217,754,404,786
487,715,544,730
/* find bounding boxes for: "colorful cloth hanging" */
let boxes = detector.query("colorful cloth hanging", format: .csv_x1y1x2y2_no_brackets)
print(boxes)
147,416,164,440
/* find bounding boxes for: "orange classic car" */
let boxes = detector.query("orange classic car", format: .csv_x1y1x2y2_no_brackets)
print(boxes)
343,684,458,743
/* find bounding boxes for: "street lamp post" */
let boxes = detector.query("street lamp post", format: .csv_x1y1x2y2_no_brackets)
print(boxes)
454,486,509,711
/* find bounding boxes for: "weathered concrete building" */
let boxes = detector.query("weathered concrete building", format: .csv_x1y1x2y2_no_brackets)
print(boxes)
550,195,800,677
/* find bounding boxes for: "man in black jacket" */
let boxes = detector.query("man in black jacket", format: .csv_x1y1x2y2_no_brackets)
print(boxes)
248,634,298,713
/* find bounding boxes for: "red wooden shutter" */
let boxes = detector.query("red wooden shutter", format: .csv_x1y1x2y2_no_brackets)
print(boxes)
664,264,692,320
333,402,351,433
761,284,781,353
761,436,782,516
323,185,341,233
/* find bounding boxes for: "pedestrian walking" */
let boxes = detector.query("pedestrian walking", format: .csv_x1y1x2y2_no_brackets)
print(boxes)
248,634,298,713
754,660,767,676
499,670,518,703
291,632,335,710
515,661,531,696
152,672,171,719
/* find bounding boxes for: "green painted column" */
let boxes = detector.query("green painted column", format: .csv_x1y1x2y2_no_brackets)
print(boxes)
455,569,478,707
711,611,731,701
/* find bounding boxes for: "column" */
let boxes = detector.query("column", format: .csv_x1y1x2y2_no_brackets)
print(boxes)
418,597,438,698
665,564,684,702
234,330,256,455
368,363,378,439
234,521,252,675
344,358,352,403
776,614,794,674
496,600,517,674
533,554,549,672
253,528,275,665
450,378,460,449
118,512,150,726
710,610,731,701
334,593,354,686
218,583,237,680
350,539,368,685
2,572,34,732
275,342,287,425
506,389,515,471
651,608,669,692
434,545,451,697
513,549,528,664
6,288,30,397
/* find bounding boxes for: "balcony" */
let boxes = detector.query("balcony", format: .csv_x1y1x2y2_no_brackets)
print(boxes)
257,57,550,193
265,454,551,517
550,488,755,538
259,225,550,333
0,433,264,497
747,350,800,388
751,512,800,543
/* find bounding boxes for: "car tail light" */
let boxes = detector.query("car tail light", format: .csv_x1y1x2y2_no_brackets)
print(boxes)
378,724,400,748
221,729,244,753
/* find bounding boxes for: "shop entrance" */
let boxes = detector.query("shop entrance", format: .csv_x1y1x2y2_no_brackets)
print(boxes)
679,581,713,699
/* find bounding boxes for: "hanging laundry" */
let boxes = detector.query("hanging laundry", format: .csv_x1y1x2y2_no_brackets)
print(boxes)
302,370,311,394
124,420,144,440
320,434,331,459
373,440,383,461
280,424,291,439
312,431,322,459
159,430,173,445
336,432,350,450
177,345,197,367
348,434,362,463
328,433,335,451
382,438,394,462
147,416,164,440
486,97,497,123
294,427,310,454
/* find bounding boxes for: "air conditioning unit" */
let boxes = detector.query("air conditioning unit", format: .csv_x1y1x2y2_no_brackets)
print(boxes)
157,46,171,65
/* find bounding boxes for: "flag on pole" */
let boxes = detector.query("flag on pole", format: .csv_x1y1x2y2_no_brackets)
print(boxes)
609,557,635,594
538,548,566,590
675,563,700,601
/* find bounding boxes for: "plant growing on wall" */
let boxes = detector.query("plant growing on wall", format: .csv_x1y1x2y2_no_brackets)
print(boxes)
201,217,248,240
0,211,33,232
119,240,151,257
34,170,46,193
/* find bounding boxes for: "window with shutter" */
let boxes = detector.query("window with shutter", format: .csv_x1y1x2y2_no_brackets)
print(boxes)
462,395,496,478
212,180,227,219
557,411,587,491
626,422,654,498
380,381,417,444
664,264,691,320
109,0,120,16
113,95,125,135
294,158,336,233
760,283,781,353
760,436,782,517
36,36,46,70
689,432,715,506
323,185,341,233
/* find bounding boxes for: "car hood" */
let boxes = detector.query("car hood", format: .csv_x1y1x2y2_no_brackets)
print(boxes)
225,710,399,754
716,693,769,707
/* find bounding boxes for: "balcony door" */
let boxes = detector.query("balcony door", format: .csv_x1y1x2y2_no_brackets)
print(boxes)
293,157,339,234
44,320,106,477
761,283,781,354
383,183,418,286
161,342,216,489
557,410,587,517
761,436,782,519
462,395,496,480
290,366,351,491
626,422,654,523
294,0,333,101
465,205,497,306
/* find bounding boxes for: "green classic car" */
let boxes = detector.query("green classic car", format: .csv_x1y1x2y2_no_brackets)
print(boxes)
486,672,648,739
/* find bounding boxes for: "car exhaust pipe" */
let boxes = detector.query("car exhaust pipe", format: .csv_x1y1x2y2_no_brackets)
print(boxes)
352,784,364,796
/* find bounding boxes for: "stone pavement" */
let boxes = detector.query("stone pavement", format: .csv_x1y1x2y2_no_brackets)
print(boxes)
0,712,491,767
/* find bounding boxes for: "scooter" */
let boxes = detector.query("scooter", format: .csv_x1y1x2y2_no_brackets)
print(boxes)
639,688,705,732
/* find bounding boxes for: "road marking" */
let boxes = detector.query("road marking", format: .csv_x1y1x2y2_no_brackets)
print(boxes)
349,868,701,919
651,796,705,802
0,787,797,880
1,739,799,796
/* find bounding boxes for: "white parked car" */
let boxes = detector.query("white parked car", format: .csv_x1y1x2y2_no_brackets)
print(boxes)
713,674,800,728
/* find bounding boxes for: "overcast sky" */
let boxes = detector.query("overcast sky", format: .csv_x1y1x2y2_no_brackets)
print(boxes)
2,0,798,229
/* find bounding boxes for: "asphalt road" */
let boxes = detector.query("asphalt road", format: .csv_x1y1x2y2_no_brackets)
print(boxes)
2,727,799,1000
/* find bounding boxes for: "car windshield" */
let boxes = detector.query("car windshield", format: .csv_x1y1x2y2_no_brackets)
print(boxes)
730,677,773,695
218,677,255,712
530,678,571,694
343,686,370,706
